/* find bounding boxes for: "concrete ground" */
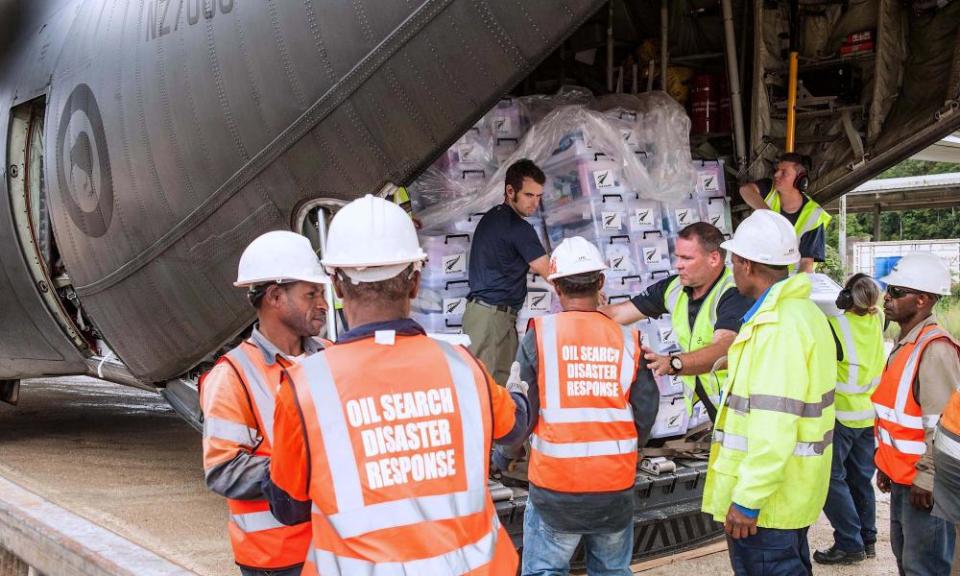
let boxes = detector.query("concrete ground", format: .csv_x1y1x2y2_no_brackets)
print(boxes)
640,491,900,575
0,377,928,576
0,377,234,576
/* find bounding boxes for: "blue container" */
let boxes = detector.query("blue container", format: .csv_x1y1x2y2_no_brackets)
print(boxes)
874,256,902,285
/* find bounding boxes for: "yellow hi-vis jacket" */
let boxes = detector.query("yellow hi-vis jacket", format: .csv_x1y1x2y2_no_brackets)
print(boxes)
702,273,837,529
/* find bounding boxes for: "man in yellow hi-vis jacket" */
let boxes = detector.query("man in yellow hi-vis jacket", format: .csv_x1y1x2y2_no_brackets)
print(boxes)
702,210,837,575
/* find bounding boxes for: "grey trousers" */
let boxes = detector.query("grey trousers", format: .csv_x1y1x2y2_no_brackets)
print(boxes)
462,300,518,386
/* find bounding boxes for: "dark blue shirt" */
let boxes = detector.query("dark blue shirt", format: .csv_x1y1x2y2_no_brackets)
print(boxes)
467,204,546,308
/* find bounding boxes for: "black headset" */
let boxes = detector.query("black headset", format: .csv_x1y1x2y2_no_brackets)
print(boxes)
836,273,869,310
794,170,810,193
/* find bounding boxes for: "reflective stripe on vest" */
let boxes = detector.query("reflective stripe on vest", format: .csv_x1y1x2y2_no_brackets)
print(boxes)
936,424,960,461
764,190,831,274
836,409,877,422
203,415,260,447
765,190,832,237
301,341,487,539
225,348,278,446
530,435,638,458
664,268,736,413
872,325,952,483
232,510,288,533
829,311,888,426
833,316,861,393
538,314,636,424
726,389,834,417
714,428,834,457
305,513,502,576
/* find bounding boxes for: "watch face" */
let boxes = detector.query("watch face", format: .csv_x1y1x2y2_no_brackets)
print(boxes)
670,356,683,371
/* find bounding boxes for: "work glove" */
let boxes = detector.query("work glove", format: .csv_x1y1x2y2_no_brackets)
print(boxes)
505,361,528,396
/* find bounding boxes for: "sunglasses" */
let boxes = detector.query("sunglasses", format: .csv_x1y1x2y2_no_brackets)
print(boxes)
886,285,922,299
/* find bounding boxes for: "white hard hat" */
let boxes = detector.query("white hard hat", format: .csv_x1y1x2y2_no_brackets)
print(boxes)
880,252,952,296
234,231,330,287
548,236,607,281
322,194,427,282
721,210,800,266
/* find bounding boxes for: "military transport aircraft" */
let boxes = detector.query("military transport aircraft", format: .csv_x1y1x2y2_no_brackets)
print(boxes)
0,0,957,564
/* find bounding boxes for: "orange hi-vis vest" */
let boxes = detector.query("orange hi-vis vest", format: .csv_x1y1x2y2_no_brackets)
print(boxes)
938,390,960,464
872,324,956,485
530,311,641,493
283,334,518,575
201,340,313,570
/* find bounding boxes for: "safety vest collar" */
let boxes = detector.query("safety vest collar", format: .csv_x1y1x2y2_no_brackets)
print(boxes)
665,268,736,326
299,339,488,539
892,314,940,348
764,189,832,235
248,325,324,367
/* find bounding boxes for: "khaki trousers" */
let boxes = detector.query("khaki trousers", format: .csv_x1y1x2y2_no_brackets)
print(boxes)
462,301,518,386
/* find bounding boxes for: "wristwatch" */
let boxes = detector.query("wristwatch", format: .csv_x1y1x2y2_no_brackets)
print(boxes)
669,354,683,375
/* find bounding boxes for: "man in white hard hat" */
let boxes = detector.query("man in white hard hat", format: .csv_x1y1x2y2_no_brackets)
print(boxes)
505,236,658,576
872,252,958,576
266,195,529,574
702,210,836,575
200,230,331,576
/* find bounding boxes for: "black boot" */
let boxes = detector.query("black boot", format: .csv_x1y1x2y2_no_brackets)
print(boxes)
813,545,866,565
864,542,876,558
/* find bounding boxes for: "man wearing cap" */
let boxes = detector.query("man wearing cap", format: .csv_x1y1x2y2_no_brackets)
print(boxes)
702,210,836,575
200,231,331,576
265,196,529,574
872,252,958,576
464,159,551,385
506,236,659,576
601,222,753,422
738,152,831,274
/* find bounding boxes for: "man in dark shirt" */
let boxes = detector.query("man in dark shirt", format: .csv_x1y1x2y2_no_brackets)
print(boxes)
602,223,754,422
738,152,831,273
464,159,551,385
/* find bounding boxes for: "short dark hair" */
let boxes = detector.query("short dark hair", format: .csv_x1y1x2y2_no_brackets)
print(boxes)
336,266,416,304
504,159,545,194
678,222,726,258
777,152,810,174
554,272,602,298
248,282,286,308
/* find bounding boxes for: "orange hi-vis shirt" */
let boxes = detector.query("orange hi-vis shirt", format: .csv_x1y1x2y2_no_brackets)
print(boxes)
873,323,959,485
271,330,520,575
529,311,641,493
200,328,327,570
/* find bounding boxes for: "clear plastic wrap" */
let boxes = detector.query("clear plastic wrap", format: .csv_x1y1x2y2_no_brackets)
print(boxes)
630,92,698,202
415,104,655,234
517,85,594,126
